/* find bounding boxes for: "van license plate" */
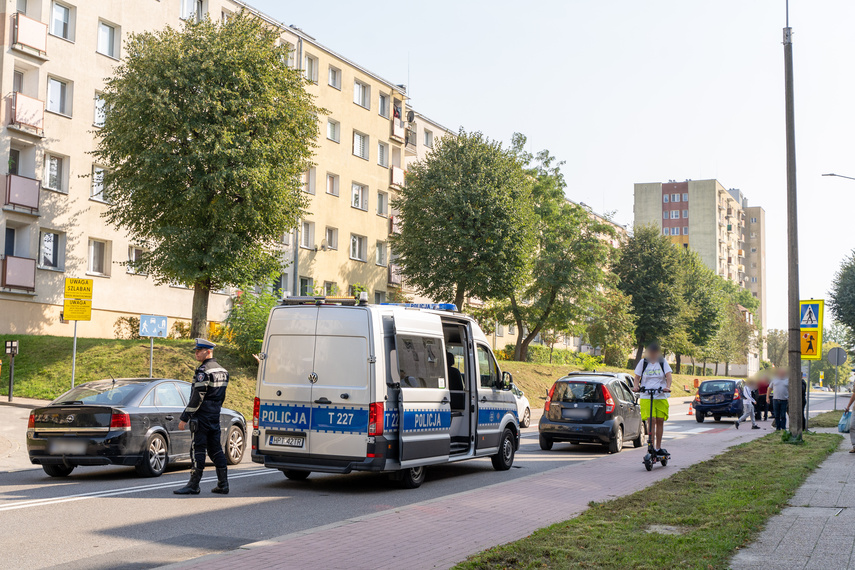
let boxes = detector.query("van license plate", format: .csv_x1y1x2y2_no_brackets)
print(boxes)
268,435,305,448
48,439,87,455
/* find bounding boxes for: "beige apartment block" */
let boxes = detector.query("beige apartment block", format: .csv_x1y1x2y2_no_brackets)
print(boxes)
0,0,428,336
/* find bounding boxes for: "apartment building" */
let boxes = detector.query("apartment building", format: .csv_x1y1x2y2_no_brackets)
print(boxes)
0,0,414,336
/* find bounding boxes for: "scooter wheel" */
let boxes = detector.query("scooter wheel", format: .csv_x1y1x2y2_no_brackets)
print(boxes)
644,460,653,472
660,458,668,467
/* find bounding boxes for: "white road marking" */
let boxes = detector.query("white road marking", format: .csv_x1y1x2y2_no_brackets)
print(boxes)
0,468,277,512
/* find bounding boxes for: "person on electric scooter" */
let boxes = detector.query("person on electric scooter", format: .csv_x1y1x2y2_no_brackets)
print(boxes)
632,342,673,458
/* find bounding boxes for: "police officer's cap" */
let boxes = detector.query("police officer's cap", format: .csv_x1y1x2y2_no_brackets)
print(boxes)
193,338,216,351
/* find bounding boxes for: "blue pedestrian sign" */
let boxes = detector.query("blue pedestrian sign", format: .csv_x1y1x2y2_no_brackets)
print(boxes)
139,315,168,338
800,303,820,329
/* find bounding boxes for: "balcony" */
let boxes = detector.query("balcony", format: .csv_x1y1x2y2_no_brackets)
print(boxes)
405,126,417,148
738,249,745,257
388,263,402,286
391,118,406,143
12,13,47,58
390,166,405,189
5,174,40,213
1,255,36,292
10,92,45,136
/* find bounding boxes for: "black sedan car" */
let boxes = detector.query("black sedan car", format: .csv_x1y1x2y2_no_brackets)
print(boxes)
538,372,646,454
27,378,246,478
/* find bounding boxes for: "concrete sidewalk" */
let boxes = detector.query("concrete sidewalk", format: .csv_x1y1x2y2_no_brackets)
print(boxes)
732,429,854,570
0,396,50,472
164,425,767,570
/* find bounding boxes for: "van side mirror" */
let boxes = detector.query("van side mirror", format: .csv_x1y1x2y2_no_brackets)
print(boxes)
500,371,513,391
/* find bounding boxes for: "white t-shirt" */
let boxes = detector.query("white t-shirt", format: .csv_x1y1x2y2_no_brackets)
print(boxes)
634,358,672,399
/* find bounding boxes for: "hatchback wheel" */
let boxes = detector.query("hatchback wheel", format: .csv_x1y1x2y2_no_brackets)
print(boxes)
491,429,516,470
696,414,705,423
539,434,553,451
608,425,624,454
520,408,531,428
226,425,245,465
43,464,74,478
135,433,168,477
632,423,647,448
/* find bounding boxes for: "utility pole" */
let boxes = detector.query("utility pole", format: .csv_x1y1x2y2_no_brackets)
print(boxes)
784,1,803,439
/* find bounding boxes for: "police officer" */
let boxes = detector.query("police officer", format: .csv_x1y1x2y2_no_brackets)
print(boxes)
174,339,231,495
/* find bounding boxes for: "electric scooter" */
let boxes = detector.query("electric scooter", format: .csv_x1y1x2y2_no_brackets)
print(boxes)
640,386,671,471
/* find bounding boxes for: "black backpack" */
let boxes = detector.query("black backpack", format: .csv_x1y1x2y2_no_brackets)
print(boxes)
640,358,666,376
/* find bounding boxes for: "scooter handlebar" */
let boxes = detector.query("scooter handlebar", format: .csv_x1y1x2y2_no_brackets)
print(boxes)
638,387,671,394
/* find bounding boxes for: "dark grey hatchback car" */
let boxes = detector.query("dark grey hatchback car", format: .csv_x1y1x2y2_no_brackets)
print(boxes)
538,372,646,454
27,378,246,478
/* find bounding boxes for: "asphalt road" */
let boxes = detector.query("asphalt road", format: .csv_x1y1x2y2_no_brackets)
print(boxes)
0,392,844,569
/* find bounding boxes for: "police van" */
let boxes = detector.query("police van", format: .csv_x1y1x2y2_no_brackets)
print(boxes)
251,294,520,488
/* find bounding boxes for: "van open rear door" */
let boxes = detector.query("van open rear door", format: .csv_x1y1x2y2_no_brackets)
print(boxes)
393,310,451,466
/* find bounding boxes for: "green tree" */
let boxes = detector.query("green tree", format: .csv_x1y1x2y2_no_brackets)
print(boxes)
614,225,681,361
94,14,321,337
830,251,855,335
390,130,535,309
712,281,759,375
224,289,280,361
586,286,636,367
825,321,855,353
808,342,850,389
766,329,788,367
485,136,614,361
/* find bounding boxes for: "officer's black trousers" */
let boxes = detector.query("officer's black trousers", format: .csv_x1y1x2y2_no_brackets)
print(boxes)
190,419,227,471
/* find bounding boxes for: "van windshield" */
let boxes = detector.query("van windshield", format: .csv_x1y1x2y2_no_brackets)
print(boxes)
552,381,604,403
700,381,735,394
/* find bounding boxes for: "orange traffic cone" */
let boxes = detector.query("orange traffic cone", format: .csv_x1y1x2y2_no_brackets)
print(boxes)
688,403,694,416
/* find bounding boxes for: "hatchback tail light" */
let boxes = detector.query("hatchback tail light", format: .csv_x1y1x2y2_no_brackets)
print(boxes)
602,384,615,414
544,384,556,412
252,397,260,430
27,413,34,429
733,388,741,400
368,402,384,436
110,411,131,430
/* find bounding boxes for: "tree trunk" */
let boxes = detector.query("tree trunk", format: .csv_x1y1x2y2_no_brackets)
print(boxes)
675,354,682,375
453,286,465,311
513,324,525,361
634,345,643,364
549,344,554,364
191,281,211,339
703,360,707,376
725,361,730,376
715,361,720,375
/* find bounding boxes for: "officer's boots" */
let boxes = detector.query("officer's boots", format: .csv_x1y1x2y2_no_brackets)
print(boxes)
174,469,203,495
211,467,229,495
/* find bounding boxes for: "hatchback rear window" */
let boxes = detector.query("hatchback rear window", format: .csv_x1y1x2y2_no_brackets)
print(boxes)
699,381,735,394
551,381,604,403
52,381,146,406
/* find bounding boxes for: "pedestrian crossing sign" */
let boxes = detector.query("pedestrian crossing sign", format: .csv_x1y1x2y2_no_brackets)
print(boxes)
800,299,824,361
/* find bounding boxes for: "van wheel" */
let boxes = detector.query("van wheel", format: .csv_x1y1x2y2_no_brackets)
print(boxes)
491,429,515,470
43,464,74,477
608,425,624,454
539,434,553,451
281,469,311,481
397,466,426,489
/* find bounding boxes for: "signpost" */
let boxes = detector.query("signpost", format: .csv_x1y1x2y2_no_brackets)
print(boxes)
799,300,824,429
828,347,848,411
139,315,167,378
64,278,93,387
5,340,18,402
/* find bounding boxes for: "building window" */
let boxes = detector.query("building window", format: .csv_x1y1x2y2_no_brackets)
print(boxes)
378,93,389,118
91,166,108,202
672,193,680,202
88,239,107,275
221,9,232,22
509,323,516,335
682,226,689,235
663,211,669,219
50,2,73,40
424,129,433,148
353,131,369,160
47,77,71,115
751,277,757,283
682,210,688,219
751,217,757,223
351,183,367,210
302,168,316,194
682,192,689,201
350,234,367,261
663,228,669,236
180,0,206,22
324,281,337,296
374,291,386,304
377,191,388,216
127,246,146,275
663,194,669,203
304,54,318,83
326,173,339,196
328,66,341,89
496,323,504,337
44,155,65,192
39,231,61,269
97,21,118,58
94,93,107,127
671,227,679,236
299,276,312,296
325,226,338,250
325,119,340,142
670,210,680,219
377,141,389,167
16,0,27,14
353,80,370,109
376,240,387,266
750,232,757,238
751,247,757,253
300,221,314,249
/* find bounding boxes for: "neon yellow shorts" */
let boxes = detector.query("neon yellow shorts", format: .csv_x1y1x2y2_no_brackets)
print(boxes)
640,398,669,421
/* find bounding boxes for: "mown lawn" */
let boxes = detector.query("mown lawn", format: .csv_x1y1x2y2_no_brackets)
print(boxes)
810,409,844,429
457,432,841,570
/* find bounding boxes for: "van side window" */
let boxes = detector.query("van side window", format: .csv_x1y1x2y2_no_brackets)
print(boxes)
476,345,498,388
396,335,445,389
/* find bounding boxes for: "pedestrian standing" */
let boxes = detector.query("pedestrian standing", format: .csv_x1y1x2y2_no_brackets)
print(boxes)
735,381,760,430
756,377,770,421
843,391,855,453
768,368,790,432
174,339,231,495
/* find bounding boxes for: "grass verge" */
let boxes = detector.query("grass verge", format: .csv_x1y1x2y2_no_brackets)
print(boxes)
457,432,841,570
810,410,844,429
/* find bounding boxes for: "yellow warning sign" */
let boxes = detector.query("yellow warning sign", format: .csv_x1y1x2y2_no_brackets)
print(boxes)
801,331,819,360
63,299,92,321
64,278,93,300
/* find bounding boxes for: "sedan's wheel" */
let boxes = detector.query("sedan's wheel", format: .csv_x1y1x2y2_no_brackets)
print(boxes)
397,466,426,489
632,423,647,448
539,434,553,451
43,464,74,477
135,433,168,477
226,425,245,465
608,425,624,454
282,469,311,481
491,429,516,471
521,408,531,428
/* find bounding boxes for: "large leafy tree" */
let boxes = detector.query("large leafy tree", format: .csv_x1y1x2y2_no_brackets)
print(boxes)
830,252,855,335
94,14,321,337
586,285,637,367
614,225,681,361
766,328,788,367
390,130,535,308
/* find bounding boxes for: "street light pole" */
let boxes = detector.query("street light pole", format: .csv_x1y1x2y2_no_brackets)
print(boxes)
784,1,803,439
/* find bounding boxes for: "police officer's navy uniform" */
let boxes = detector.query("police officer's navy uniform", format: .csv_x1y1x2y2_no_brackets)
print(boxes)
174,339,230,495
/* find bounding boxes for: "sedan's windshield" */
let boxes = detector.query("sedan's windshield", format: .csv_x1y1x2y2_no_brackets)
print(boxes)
699,381,735,394
53,381,146,406
552,381,604,403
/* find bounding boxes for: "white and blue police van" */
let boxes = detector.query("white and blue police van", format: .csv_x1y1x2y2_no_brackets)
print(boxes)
251,294,520,488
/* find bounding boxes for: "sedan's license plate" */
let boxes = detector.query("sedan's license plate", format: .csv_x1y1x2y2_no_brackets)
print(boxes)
49,439,87,455
268,435,305,448
562,408,591,420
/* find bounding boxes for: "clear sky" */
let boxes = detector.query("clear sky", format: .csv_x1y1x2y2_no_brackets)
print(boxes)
251,0,855,331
